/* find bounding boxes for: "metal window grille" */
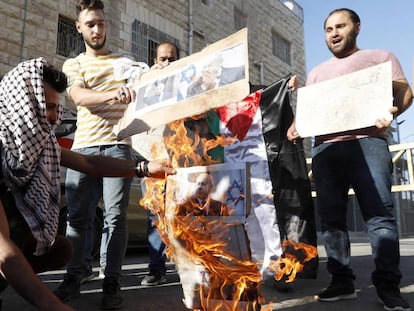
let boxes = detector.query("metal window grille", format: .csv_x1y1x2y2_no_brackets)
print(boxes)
131,20,180,66
272,32,291,65
148,39,158,66
56,15,85,57
234,6,247,30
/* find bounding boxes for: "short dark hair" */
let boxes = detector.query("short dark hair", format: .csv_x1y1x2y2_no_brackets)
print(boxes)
43,63,68,93
324,8,360,29
76,0,104,17
157,42,180,60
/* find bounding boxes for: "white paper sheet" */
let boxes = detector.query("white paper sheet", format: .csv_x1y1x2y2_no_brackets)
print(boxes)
296,61,393,137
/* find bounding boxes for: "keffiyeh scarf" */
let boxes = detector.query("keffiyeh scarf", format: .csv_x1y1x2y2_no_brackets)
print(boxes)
0,57,62,255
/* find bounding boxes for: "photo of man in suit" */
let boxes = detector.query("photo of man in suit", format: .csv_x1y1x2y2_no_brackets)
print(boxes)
186,53,245,99
176,172,229,216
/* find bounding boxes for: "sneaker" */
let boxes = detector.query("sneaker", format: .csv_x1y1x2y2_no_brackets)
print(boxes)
97,267,105,280
377,286,411,311
140,273,167,286
315,279,357,302
100,276,123,310
54,274,81,302
80,265,95,284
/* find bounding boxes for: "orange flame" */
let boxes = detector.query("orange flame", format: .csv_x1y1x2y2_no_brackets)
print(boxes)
140,113,317,310
274,240,318,283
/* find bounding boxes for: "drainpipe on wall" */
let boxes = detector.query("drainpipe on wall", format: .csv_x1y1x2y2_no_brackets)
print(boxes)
188,0,193,55
19,0,28,61
254,61,264,85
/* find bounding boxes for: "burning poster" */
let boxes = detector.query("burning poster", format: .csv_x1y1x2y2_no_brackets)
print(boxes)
164,163,258,310
138,79,317,310
113,28,250,140
129,31,317,309
165,163,249,221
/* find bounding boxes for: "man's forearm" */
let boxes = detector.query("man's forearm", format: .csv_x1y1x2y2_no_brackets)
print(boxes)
0,235,73,310
61,147,136,177
69,86,116,107
0,203,73,310
393,79,413,116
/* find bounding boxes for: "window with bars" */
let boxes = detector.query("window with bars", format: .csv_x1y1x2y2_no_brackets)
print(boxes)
56,15,85,57
234,6,247,30
272,31,291,65
131,20,180,67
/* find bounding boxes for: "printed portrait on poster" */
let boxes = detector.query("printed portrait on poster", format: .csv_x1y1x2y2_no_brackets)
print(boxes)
165,162,249,223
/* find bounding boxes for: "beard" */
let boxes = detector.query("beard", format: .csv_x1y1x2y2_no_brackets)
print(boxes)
327,28,358,58
84,35,106,51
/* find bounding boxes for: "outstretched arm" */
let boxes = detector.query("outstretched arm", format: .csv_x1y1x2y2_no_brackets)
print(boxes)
68,85,136,108
0,201,74,311
60,148,176,178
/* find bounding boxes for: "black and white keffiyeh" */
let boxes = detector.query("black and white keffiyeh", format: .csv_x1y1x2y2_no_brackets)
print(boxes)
0,57,62,255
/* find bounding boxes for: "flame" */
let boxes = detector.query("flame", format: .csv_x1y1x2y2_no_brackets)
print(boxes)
274,240,318,283
140,113,317,310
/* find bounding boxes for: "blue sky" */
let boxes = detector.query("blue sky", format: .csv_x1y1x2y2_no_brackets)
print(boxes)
295,1,414,142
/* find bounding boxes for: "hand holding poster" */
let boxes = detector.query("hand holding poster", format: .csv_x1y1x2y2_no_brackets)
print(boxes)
113,28,250,140
295,61,393,137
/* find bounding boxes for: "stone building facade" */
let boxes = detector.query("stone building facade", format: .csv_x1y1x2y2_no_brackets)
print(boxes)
0,0,305,88
0,0,308,150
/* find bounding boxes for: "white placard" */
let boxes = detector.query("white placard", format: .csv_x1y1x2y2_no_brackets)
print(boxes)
296,61,393,137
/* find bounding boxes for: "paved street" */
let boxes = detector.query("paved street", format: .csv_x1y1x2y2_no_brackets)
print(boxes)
1,234,413,310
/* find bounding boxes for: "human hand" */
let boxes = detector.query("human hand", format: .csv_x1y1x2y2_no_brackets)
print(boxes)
375,118,393,129
375,106,397,129
286,121,302,144
113,86,136,104
288,75,298,92
147,159,176,178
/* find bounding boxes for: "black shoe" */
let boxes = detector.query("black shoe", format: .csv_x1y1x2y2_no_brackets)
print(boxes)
140,273,167,286
54,274,81,302
377,286,411,311
315,279,357,302
100,276,123,310
80,265,95,284
273,275,294,292
297,257,318,279
0,275,8,294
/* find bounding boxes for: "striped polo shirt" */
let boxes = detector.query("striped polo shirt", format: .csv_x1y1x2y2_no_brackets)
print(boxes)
62,52,131,149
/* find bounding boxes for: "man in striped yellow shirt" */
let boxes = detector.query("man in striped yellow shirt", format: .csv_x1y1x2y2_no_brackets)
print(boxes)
54,0,135,309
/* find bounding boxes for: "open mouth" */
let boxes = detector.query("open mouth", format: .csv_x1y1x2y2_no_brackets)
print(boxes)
332,38,342,45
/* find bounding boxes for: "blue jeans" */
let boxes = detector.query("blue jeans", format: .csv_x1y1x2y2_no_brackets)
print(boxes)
147,210,167,275
312,138,402,287
141,183,166,275
65,144,132,280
